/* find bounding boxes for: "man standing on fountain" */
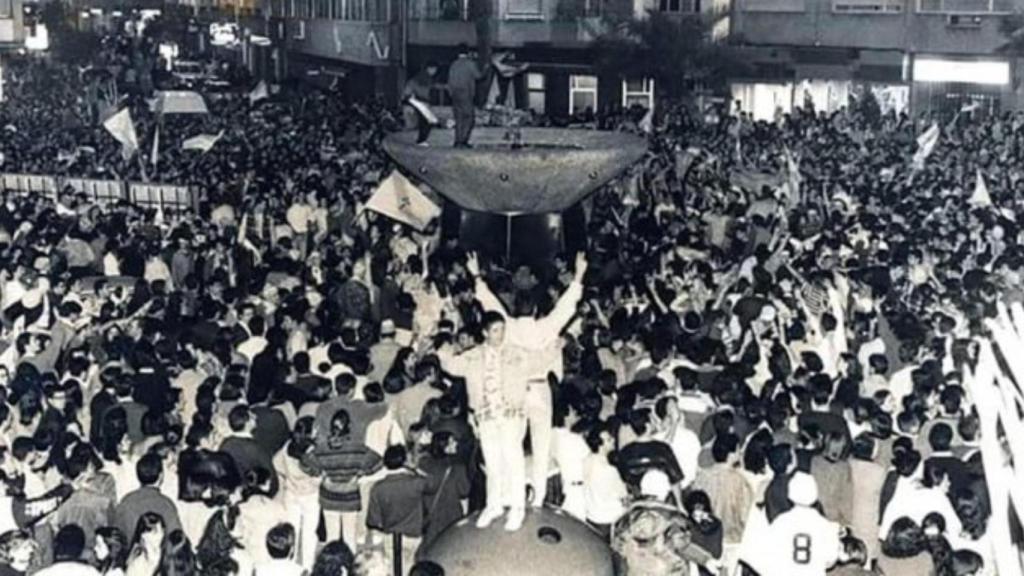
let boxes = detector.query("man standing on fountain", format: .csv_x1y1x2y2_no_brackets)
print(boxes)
438,310,549,532
447,44,485,148
466,251,587,511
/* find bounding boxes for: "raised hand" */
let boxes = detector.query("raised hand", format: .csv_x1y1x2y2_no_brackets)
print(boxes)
574,251,588,282
466,251,481,277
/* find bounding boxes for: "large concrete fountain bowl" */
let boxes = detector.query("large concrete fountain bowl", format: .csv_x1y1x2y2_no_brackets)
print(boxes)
383,127,647,215
418,508,615,576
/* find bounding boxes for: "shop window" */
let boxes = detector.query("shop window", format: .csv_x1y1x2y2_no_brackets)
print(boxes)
527,73,546,114
569,74,597,115
622,77,655,110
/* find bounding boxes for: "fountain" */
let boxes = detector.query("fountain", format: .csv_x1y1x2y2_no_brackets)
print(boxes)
418,508,615,576
383,126,647,263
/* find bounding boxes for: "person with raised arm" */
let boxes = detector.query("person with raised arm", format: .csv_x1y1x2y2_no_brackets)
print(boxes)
464,251,587,509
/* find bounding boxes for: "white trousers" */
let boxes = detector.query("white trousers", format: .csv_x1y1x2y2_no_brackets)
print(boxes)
287,490,322,569
478,416,527,511
524,381,553,506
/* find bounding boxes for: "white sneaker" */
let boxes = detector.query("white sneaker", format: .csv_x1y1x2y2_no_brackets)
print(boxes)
476,507,504,529
504,508,525,532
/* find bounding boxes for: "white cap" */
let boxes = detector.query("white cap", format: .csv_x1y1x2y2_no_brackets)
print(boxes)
640,469,671,500
788,472,819,507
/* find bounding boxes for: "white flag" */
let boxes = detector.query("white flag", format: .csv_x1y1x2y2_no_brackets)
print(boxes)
150,124,160,167
912,123,940,170
364,171,441,231
961,101,981,114
407,96,438,125
249,81,269,105
970,169,993,207
182,131,225,153
639,108,653,135
103,108,139,161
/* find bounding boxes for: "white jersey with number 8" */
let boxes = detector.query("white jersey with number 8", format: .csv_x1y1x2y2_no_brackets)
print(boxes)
761,506,842,576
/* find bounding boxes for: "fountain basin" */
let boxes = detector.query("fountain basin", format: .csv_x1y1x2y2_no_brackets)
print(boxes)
418,508,614,576
383,127,647,215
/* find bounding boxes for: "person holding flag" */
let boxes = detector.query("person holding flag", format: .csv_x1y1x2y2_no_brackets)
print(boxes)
403,63,440,146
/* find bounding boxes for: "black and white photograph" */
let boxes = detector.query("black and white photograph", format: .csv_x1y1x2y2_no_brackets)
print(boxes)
0,0,1020,574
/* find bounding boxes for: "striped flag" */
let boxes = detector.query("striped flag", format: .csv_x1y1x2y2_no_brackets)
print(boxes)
912,123,940,170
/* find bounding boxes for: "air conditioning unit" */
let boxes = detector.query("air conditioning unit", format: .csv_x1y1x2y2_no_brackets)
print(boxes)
291,20,305,39
947,14,983,28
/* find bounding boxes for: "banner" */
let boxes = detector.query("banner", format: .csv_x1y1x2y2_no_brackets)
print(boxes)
182,131,224,153
102,108,139,160
364,170,440,231
731,168,784,194
153,91,209,115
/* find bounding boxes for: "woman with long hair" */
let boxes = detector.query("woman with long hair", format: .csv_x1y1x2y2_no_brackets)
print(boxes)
125,512,165,576
311,541,355,576
158,530,197,576
272,415,321,569
93,527,128,576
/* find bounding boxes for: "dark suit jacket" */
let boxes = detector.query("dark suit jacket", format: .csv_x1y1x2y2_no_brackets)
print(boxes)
114,485,183,539
220,436,279,497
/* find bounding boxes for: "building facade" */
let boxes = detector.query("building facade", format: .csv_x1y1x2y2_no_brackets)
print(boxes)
729,0,1022,118
0,0,24,101
244,0,729,114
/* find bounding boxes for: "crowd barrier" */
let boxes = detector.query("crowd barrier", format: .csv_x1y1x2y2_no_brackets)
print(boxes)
0,173,197,210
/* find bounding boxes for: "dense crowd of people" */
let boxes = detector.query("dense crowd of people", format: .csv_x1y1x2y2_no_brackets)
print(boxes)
0,18,1014,576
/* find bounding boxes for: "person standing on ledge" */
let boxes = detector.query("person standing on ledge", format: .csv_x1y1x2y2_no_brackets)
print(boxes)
447,44,484,149
403,62,439,146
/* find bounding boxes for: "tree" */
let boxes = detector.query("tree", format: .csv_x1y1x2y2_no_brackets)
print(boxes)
591,12,748,99
593,12,745,98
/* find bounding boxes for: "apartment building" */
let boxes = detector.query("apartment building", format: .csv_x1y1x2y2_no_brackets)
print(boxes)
729,0,1021,118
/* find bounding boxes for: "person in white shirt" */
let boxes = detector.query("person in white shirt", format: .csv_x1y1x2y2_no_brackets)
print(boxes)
583,425,627,537
760,473,841,576
253,523,307,576
465,251,586,509
653,396,701,489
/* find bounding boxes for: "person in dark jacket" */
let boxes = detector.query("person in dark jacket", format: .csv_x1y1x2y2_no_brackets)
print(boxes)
446,45,484,149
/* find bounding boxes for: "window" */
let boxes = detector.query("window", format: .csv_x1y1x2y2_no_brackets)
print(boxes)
658,0,699,12
743,0,805,11
916,0,1010,12
527,73,546,114
622,78,655,110
569,75,597,115
0,0,11,18
506,0,543,18
833,0,902,11
315,0,330,18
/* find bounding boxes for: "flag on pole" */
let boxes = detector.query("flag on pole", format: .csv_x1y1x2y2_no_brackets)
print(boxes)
103,108,139,161
364,171,441,231
639,108,653,135
182,131,225,153
782,147,802,207
249,81,269,105
971,169,993,207
912,123,940,170
150,124,160,167
407,97,438,126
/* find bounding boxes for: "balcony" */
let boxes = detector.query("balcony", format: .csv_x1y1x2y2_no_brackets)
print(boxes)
916,0,1012,13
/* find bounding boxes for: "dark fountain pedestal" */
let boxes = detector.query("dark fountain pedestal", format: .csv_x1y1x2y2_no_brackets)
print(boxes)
383,127,647,265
